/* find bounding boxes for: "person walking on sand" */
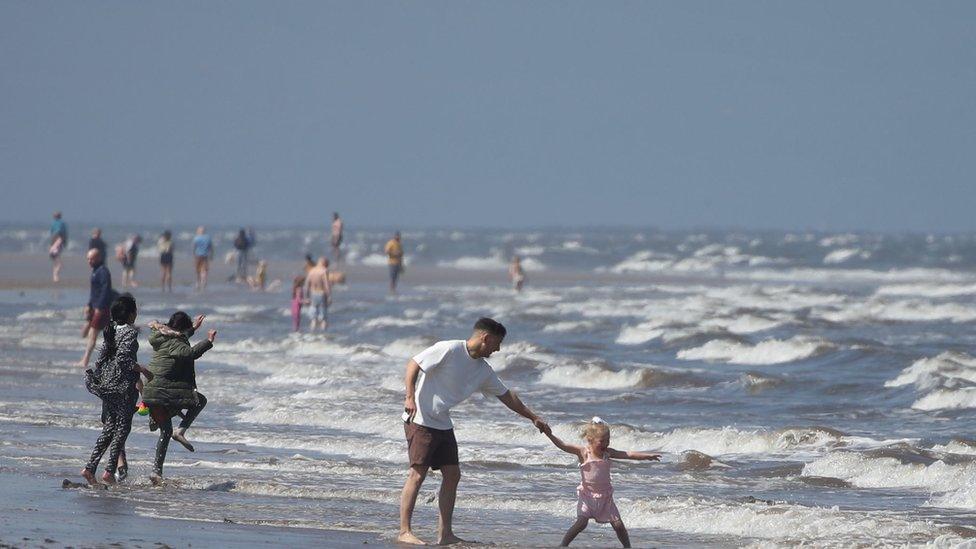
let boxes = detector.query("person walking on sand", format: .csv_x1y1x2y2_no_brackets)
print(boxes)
331,212,344,264
542,417,660,547
304,257,332,331
385,231,404,294
509,255,526,292
192,226,213,291
158,230,174,292
142,311,215,485
49,211,68,282
79,249,114,368
81,294,154,485
398,318,550,545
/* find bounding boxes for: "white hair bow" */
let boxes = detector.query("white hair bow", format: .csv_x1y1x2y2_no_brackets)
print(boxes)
591,416,605,424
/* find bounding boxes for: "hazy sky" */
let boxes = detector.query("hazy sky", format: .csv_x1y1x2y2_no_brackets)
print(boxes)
2,1,974,231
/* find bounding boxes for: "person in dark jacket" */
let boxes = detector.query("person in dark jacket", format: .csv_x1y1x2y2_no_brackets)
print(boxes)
81,294,153,485
79,248,114,368
142,311,216,483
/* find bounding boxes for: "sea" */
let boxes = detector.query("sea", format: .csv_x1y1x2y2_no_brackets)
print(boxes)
2,223,976,547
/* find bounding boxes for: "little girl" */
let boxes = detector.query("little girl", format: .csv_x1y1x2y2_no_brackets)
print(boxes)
544,417,660,548
291,275,305,331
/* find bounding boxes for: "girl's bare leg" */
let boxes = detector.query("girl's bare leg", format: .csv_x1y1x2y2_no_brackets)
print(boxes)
611,520,631,548
561,518,589,546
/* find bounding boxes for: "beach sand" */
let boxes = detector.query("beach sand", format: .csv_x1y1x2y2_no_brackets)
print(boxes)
0,472,393,548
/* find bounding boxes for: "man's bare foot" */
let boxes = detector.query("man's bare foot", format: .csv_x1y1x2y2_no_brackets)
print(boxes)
437,534,468,545
81,469,97,485
100,471,116,484
397,531,427,545
172,432,195,452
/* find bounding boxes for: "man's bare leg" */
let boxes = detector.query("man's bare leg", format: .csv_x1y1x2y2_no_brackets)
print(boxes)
610,519,631,548
52,257,62,282
78,329,97,367
561,517,589,546
436,465,464,545
399,464,429,545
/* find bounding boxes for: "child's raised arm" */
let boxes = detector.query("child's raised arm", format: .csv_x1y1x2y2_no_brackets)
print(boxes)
545,431,584,460
608,448,661,461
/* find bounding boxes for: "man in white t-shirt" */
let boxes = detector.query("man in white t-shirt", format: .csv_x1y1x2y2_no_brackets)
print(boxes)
398,318,549,545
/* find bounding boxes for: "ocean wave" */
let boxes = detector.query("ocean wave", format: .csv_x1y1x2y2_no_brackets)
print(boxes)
677,337,833,365
537,363,675,390
820,300,976,324
823,248,870,264
875,283,976,298
541,320,598,333
801,451,976,493
913,388,976,412
885,352,976,389
436,256,507,270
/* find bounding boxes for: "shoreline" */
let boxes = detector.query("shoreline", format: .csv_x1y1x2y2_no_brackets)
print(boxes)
0,471,395,548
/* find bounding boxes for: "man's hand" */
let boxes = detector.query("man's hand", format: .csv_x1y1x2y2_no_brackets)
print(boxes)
533,417,551,435
404,395,417,420
207,329,217,343
193,314,206,330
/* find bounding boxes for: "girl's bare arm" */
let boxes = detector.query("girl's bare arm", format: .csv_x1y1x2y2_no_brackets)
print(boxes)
608,447,661,461
545,432,584,460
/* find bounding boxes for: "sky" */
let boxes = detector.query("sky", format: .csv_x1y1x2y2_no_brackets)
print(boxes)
1,1,974,232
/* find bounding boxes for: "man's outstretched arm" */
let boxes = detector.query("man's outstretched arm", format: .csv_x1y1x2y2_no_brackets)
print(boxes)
497,390,549,433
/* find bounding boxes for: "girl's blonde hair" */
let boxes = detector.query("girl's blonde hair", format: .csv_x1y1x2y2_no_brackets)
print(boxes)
582,419,610,441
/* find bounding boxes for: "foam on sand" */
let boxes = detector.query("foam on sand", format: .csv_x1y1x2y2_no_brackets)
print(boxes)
677,336,833,365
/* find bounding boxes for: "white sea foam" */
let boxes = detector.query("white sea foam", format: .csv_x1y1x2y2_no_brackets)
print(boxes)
913,388,976,411
875,283,976,298
437,255,507,270
537,363,656,390
677,337,832,365
885,352,976,388
823,248,869,264
820,300,976,324
802,452,976,492
541,320,597,333
615,322,666,345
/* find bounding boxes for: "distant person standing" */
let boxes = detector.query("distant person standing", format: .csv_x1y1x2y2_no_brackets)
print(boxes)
233,228,251,282
88,228,107,260
158,230,174,292
331,212,344,263
385,231,404,294
304,257,332,331
120,234,141,289
509,255,526,292
79,249,113,368
291,275,305,332
49,211,68,282
192,226,213,291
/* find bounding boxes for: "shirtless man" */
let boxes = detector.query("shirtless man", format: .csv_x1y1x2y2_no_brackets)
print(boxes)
303,257,332,331
330,212,344,264
385,231,404,294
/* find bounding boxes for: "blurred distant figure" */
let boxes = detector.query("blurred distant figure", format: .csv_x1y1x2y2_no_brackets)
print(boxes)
291,275,305,332
304,254,316,274
248,260,268,291
233,228,252,282
158,230,174,292
88,228,107,260
304,257,332,331
79,248,113,368
331,212,344,264
119,234,141,289
509,255,526,292
49,211,68,282
192,226,213,291
385,231,404,294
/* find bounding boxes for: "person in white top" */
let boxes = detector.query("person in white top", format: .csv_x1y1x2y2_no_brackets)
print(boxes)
398,318,549,545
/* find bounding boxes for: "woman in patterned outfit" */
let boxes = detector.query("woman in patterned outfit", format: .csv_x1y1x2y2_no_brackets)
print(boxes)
81,294,154,485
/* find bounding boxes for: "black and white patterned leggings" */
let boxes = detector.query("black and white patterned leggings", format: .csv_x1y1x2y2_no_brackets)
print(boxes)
153,392,207,476
86,392,136,475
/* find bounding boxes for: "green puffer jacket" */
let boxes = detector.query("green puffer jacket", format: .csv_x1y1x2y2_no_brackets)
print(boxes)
141,325,213,409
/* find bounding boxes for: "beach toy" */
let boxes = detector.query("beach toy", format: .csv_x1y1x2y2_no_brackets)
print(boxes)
137,402,150,416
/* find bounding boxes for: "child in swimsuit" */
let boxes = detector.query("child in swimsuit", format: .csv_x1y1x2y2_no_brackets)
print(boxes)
543,417,660,547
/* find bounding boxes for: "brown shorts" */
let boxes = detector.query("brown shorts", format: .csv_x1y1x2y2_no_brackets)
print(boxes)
89,308,109,331
404,422,458,471
194,256,209,272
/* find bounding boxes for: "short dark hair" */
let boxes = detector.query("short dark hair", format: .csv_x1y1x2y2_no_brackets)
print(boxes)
473,317,506,338
167,311,193,332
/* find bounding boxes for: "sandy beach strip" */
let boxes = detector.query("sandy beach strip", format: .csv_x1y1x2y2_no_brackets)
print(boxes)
0,471,395,548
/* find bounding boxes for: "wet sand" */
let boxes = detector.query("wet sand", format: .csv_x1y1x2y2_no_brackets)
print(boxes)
0,472,393,548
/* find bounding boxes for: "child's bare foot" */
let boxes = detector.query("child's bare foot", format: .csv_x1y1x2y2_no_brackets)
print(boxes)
396,531,426,545
150,473,163,486
100,471,116,484
172,432,195,452
437,534,468,545
81,469,97,485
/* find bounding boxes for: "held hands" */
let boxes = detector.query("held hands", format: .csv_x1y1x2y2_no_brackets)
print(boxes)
533,417,551,435
207,329,217,343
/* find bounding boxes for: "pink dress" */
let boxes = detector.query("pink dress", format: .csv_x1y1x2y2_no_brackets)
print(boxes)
291,287,304,331
577,448,620,523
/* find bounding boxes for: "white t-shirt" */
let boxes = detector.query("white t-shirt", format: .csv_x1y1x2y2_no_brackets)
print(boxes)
411,340,509,430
